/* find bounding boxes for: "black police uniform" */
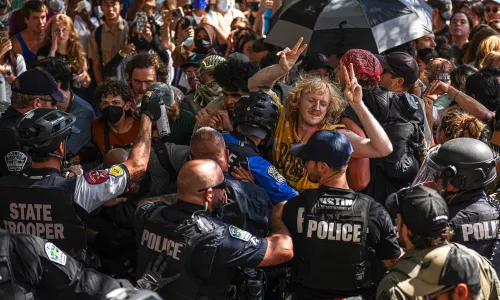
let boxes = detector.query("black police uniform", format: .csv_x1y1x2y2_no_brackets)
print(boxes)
0,107,27,177
223,132,298,204
134,200,268,299
282,186,401,299
448,188,500,263
0,164,130,258
0,229,132,300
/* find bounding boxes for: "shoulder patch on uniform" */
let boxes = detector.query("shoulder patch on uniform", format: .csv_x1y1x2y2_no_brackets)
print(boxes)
84,170,109,184
5,151,28,172
44,242,67,266
229,225,252,242
109,165,124,177
267,165,286,184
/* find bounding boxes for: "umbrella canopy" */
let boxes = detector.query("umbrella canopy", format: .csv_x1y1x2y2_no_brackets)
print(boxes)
266,0,433,55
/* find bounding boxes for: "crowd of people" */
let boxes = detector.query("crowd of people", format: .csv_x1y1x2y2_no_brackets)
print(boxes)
1,0,500,299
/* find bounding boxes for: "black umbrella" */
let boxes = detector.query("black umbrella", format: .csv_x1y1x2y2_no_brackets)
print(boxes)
266,0,433,55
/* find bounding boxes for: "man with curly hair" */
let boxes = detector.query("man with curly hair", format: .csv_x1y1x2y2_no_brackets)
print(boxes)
248,38,393,192
195,57,260,130
92,80,140,155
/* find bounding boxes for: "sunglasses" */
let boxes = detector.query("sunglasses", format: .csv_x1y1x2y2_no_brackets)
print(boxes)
424,286,455,300
485,7,499,13
197,179,227,192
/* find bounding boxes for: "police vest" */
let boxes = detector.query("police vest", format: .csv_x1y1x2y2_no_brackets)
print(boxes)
0,175,87,257
450,199,499,259
224,133,260,172
294,189,372,292
0,230,35,300
137,205,227,300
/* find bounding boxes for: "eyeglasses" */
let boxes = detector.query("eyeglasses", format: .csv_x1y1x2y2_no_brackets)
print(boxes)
197,179,227,192
485,7,499,13
424,286,455,300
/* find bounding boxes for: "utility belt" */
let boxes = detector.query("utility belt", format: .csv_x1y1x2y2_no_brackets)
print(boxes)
229,267,266,300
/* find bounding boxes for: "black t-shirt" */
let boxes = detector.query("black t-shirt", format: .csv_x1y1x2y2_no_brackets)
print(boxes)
434,24,450,39
282,186,401,298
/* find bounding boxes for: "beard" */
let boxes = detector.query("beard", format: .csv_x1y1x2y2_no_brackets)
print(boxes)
211,194,225,217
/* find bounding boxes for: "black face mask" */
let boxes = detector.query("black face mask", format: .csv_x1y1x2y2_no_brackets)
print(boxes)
248,2,259,11
102,106,124,124
131,35,151,52
195,38,211,54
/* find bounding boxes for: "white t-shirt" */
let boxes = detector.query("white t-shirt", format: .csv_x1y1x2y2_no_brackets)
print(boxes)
74,15,100,54
3,54,26,103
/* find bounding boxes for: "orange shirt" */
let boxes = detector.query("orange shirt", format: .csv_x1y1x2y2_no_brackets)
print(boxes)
91,117,141,155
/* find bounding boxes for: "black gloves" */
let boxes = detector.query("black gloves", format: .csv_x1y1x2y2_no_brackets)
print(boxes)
136,252,180,291
140,83,174,121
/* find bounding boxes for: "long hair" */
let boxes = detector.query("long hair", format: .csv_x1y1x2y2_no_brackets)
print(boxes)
476,35,500,69
284,75,346,126
42,14,87,73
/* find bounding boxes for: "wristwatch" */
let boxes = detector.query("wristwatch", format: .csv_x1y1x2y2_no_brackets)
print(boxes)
5,71,11,77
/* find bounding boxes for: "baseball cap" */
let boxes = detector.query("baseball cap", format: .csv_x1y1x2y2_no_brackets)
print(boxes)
181,53,206,69
228,52,251,63
238,124,268,140
398,186,449,237
291,130,353,167
398,246,480,297
11,69,67,103
484,0,500,5
376,52,420,85
301,52,333,71
427,0,453,21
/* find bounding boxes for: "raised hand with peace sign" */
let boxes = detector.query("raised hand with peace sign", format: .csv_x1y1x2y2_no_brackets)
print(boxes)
277,37,308,73
342,63,363,105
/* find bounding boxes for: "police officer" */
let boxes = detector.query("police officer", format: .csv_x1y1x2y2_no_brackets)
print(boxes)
224,91,298,203
0,228,179,299
0,89,161,258
0,69,65,177
376,186,500,300
282,130,401,299
413,137,500,273
134,159,294,299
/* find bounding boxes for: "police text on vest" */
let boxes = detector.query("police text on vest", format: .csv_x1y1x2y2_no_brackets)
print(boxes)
141,229,184,260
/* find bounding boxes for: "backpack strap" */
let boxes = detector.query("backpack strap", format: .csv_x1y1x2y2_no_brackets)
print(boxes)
95,26,103,67
104,122,111,153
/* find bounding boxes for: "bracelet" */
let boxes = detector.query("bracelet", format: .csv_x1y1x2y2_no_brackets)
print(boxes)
453,89,461,101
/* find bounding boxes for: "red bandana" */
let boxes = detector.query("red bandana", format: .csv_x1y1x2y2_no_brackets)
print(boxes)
341,49,382,88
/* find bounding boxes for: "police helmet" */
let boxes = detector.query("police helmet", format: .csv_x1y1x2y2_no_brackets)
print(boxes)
105,288,163,300
17,108,76,154
233,92,279,136
428,138,497,190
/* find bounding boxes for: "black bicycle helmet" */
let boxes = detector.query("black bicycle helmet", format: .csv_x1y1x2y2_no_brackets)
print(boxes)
17,108,76,154
429,138,497,190
233,92,279,134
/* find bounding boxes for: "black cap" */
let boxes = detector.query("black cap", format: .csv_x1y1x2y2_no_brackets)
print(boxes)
427,0,453,21
398,246,480,297
376,52,420,85
291,130,353,167
398,186,449,237
180,53,206,69
11,69,67,103
301,52,333,71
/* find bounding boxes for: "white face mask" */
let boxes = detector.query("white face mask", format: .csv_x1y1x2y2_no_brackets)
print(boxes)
217,0,233,12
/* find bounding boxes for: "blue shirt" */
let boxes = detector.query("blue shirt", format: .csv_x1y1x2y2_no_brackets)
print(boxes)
67,93,95,155
223,133,298,204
